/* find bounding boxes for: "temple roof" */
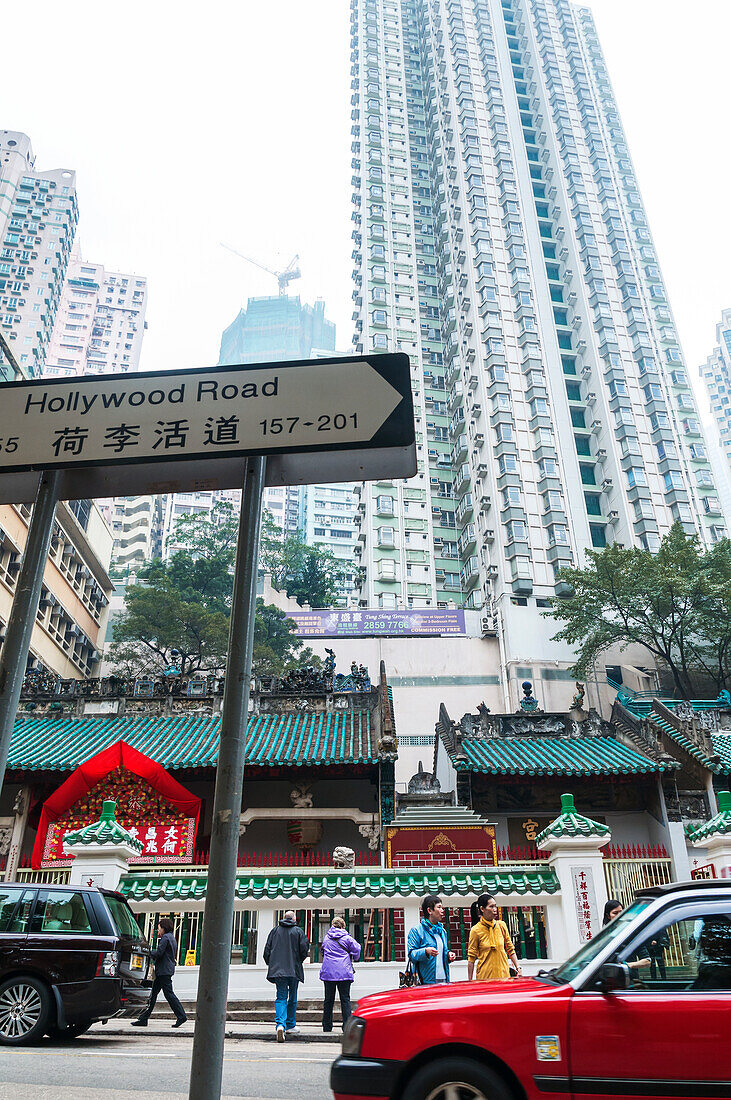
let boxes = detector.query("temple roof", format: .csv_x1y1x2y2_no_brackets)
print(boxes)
686,791,731,844
614,691,731,773
9,709,378,772
120,866,559,903
452,735,671,776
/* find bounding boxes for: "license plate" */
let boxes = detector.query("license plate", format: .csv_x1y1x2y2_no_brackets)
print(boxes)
131,954,144,970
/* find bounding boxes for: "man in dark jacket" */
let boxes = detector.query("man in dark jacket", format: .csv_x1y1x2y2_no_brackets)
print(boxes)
263,910,310,1041
132,917,187,1028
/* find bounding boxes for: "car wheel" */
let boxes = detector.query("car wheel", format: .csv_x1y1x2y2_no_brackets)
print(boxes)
48,1020,94,1040
0,976,51,1046
401,1057,513,1100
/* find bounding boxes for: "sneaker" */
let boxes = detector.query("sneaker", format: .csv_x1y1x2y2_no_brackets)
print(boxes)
131,1019,148,1027
276,1025,285,1043
286,1026,300,1035
172,1017,187,1028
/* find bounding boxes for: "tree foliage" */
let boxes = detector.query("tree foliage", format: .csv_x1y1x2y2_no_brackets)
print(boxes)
109,503,317,677
259,509,350,607
548,523,731,698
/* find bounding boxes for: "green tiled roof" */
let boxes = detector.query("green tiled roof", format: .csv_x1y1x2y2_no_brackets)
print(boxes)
713,735,731,774
454,735,670,776
616,694,730,772
8,709,376,772
120,867,559,903
686,791,731,843
536,793,611,846
64,800,143,852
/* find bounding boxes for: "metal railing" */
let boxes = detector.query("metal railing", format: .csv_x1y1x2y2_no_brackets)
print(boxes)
15,868,71,885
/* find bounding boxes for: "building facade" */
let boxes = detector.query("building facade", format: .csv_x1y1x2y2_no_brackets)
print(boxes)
0,130,78,378
0,500,113,681
349,0,723,640
44,256,147,378
699,307,731,520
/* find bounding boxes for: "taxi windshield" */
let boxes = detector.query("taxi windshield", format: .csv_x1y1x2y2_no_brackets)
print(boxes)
551,899,654,984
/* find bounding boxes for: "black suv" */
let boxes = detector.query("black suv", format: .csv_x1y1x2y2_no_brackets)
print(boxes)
0,881,151,1044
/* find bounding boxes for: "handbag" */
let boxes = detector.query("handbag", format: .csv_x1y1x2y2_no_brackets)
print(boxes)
399,957,421,989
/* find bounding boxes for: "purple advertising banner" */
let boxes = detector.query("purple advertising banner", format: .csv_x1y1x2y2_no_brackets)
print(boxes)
287,609,466,637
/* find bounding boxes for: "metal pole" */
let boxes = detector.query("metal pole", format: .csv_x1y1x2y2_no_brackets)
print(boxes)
189,456,265,1100
0,470,60,796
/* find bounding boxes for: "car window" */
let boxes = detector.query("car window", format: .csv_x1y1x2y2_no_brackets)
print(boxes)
552,898,654,984
0,888,34,933
618,908,731,993
39,891,92,934
104,894,143,939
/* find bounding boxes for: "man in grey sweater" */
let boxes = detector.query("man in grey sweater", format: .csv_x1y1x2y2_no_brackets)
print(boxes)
263,910,310,1041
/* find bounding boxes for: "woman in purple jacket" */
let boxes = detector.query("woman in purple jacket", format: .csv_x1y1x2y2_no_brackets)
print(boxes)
319,916,361,1032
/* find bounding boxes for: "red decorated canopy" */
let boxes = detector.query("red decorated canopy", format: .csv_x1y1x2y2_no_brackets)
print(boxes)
31,740,201,868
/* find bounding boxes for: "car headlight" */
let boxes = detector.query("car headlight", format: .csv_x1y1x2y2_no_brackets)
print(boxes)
341,1015,366,1056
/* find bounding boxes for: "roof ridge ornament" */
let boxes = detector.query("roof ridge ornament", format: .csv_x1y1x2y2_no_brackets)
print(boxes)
63,798,144,853
535,791,611,847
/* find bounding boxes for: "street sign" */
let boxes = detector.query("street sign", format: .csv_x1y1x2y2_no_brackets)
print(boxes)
0,353,416,502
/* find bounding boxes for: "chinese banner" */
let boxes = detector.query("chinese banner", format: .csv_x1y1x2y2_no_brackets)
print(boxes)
42,766,197,866
570,865,599,943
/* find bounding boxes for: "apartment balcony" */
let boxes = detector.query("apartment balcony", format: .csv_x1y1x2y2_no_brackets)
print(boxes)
456,493,474,525
457,524,476,557
460,556,480,590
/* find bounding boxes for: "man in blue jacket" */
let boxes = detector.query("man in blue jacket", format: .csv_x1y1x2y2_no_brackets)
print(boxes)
407,894,456,985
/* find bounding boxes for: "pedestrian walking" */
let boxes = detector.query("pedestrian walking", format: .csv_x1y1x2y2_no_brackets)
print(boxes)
132,917,187,1028
467,894,521,982
263,909,310,1042
319,916,361,1032
407,895,456,985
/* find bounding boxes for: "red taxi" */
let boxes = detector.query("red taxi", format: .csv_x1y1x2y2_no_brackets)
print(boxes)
330,881,731,1100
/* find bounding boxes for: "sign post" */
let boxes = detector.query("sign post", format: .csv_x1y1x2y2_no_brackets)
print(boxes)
189,456,265,1100
0,352,415,1100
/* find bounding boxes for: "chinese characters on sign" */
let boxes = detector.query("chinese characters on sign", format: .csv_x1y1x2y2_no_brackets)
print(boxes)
571,865,599,943
288,608,466,637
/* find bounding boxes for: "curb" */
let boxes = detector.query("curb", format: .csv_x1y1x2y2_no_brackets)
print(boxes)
97,1026,340,1044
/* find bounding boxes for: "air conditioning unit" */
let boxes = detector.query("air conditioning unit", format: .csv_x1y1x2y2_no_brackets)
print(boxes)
481,616,497,637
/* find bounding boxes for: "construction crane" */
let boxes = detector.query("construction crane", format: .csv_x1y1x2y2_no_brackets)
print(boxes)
220,244,301,296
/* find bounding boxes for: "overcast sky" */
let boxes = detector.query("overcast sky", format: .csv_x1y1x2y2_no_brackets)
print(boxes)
4,0,730,415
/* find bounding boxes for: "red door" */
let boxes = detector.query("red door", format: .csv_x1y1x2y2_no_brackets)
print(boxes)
568,904,731,1099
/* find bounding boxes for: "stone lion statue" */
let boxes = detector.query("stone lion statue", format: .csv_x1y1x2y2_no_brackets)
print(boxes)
290,782,313,809
332,846,356,869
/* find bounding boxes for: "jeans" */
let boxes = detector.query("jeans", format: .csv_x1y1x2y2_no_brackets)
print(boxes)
140,974,186,1022
322,980,352,1031
274,977,299,1029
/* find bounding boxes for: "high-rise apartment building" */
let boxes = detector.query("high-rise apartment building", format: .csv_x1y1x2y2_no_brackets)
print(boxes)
0,130,78,377
41,254,151,577
699,308,731,524
350,0,724,630
44,256,147,378
700,308,731,475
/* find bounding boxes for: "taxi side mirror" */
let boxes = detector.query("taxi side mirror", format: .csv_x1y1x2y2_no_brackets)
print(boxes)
597,962,631,992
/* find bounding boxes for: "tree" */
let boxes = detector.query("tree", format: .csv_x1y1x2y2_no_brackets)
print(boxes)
259,510,350,607
547,523,731,699
109,505,317,677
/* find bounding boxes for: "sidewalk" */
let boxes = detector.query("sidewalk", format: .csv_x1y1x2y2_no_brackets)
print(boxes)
98,1019,341,1043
